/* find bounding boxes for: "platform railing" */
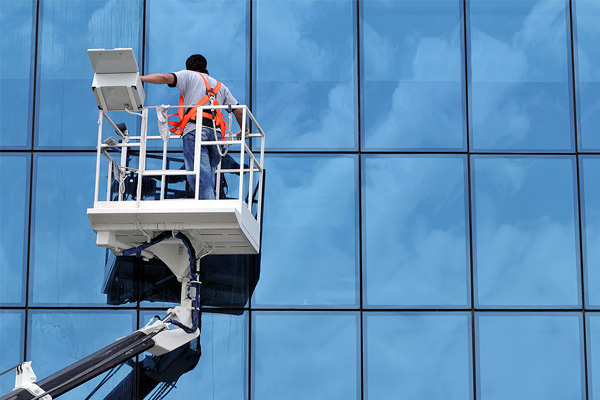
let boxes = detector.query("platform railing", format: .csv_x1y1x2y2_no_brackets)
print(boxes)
93,104,265,222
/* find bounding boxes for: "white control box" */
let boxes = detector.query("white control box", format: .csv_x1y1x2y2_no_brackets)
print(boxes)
88,48,145,111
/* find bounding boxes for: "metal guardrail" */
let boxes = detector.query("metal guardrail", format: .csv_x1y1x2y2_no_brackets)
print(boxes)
92,104,265,223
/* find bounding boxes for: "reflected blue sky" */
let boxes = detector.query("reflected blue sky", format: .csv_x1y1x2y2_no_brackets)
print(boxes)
29,154,110,306
581,157,600,307
363,155,470,308
575,0,600,150
365,312,472,399
253,155,358,307
362,0,465,150
469,0,573,151
145,0,247,107
476,313,584,399
0,311,24,395
28,310,135,399
0,0,34,148
253,312,359,399
587,313,600,399
35,0,142,149
0,155,29,305
472,156,580,307
255,0,356,150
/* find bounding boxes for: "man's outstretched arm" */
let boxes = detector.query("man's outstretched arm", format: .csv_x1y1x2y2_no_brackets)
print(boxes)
140,73,174,85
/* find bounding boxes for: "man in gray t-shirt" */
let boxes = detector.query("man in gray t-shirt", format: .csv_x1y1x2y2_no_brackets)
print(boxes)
141,54,245,199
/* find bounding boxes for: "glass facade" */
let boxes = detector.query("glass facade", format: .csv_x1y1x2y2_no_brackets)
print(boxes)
2,0,600,398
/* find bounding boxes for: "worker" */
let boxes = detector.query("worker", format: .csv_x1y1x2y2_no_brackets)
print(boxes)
140,54,245,199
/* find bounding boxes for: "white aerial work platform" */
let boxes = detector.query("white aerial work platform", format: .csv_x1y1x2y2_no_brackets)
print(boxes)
0,48,266,400
86,48,265,281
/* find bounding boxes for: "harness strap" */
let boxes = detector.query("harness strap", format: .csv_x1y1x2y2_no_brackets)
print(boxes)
167,73,228,138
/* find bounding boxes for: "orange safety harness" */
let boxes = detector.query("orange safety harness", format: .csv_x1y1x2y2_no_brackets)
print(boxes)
168,72,228,138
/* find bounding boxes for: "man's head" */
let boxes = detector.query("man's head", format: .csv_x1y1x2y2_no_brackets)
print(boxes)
186,54,208,74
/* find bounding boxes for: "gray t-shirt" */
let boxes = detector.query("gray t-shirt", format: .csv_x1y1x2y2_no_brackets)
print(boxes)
168,70,238,136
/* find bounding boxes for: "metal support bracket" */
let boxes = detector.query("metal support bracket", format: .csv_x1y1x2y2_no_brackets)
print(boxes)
14,362,52,400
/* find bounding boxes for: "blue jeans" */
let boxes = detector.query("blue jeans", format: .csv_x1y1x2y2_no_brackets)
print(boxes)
182,127,222,199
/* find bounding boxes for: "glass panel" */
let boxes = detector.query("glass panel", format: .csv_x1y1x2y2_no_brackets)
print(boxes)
35,0,142,149
476,313,584,399
255,0,357,151
472,156,580,308
363,155,470,308
365,312,472,399
0,311,24,395
468,0,573,151
362,0,465,151
137,311,248,399
146,0,248,107
29,154,113,306
574,0,600,150
0,0,34,149
580,156,600,308
0,154,29,305
252,312,359,399
587,313,600,399
28,310,136,399
252,155,358,307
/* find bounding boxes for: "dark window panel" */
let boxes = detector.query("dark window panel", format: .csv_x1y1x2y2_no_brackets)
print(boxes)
27,310,136,399
0,154,29,306
29,154,114,306
0,311,24,395
0,0,35,149
35,0,142,149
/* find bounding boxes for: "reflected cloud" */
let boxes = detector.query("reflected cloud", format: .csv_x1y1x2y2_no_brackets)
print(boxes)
256,156,357,306
476,218,579,306
363,6,463,149
364,157,469,307
256,0,355,149
469,0,571,149
473,157,580,307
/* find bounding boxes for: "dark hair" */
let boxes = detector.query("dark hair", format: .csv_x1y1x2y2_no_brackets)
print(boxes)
186,54,208,74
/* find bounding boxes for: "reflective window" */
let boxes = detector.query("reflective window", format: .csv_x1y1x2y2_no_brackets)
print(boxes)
365,312,472,399
580,157,600,308
252,312,359,399
138,311,248,399
362,0,465,151
468,0,573,151
0,154,29,305
35,0,142,149
146,0,248,108
471,156,580,308
29,154,111,306
28,310,136,399
255,0,356,150
252,155,358,307
587,313,600,399
574,0,600,150
363,155,470,308
0,311,24,395
0,0,35,149
476,313,584,399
